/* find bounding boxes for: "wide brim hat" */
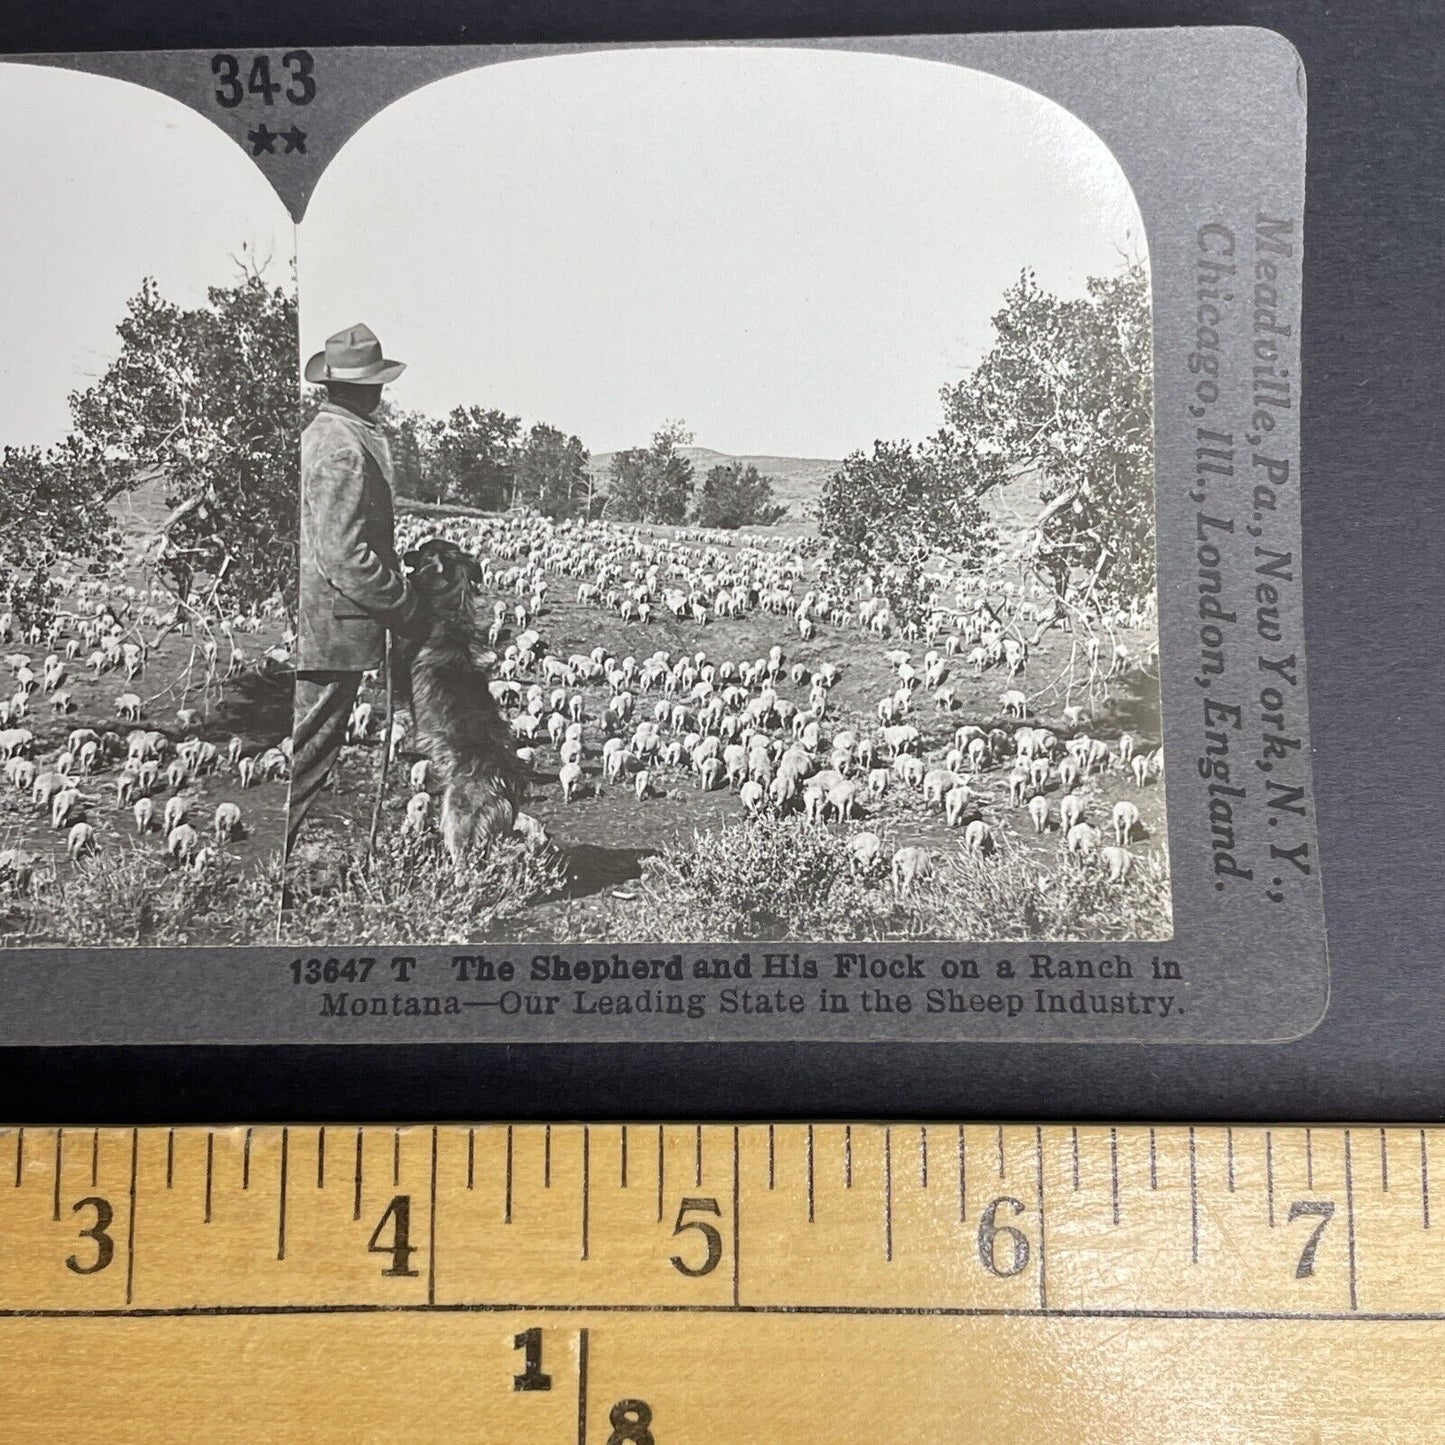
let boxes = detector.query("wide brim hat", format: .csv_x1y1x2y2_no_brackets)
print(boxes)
304,322,406,386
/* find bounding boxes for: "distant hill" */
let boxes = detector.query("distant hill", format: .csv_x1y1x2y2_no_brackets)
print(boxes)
585,445,1046,540
587,447,842,523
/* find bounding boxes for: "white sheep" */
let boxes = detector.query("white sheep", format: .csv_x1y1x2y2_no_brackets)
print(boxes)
1101,846,1134,882
891,845,932,897
1059,793,1086,834
1112,800,1141,846
944,783,971,829
66,822,97,860
213,802,242,843
163,796,188,834
167,823,200,861
1028,794,1051,833
1067,822,1101,855
559,761,585,802
1131,755,1151,788
133,798,155,834
847,832,881,873
51,787,82,830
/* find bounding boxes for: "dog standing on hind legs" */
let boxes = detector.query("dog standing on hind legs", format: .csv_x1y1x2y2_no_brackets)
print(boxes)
393,539,529,870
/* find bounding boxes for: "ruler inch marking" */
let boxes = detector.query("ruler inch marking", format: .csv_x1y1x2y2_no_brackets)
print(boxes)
656,1125,664,1223
1035,1126,1047,1311
124,1127,138,1307
807,1125,815,1223
204,1132,213,1224
581,1127,590,1262
845,1124,852,1188
958,1125,966,1223
884,1127,893,1263
392,1128,400,1189
316,1127,325,1190
1109,1127,1120,1225
89,1128,98,1190
243,1126,252,1190
545,1125,551,1189
427,1126,438,1306
1189,1126,1199,1265
768,1124,775,1190
732,1125,741,1308
1227,1127,1235,1192
13,1127,22,1188
467,1127,475,1191
352,1128,363,1222
920,1124,928,1189
52,1128,62,1221
620,1124,628,1189
1422,1130,1432,1229
165,1129,174,1190
1380,1127,1388,1192
694,1123,703,1188
505,1126,513,1224
1344,1128,1358,1312
277,1127,289,1262
576,1326,589,1445
1266,1130,1275,1226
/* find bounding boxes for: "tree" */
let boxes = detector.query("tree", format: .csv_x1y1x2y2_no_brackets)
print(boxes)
432,405,521,510
817,436,994,626
379,402,442,504
513,422,591,518
605,421,695,525
939,263,1153,612
66,264,300,617
0,441,117,631
692,463,788,529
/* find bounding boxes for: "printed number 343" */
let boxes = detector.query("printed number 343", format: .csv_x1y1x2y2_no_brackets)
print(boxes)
212,53,315,109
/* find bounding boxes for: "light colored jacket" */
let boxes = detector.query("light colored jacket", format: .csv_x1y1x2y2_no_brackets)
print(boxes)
298,401,417,671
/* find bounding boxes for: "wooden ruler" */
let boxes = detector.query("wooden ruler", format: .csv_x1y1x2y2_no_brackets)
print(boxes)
0,1124,1442,1441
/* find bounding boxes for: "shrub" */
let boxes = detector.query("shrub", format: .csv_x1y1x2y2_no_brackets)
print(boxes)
2,845,284,947
595,814,1171,944
281,825,569,946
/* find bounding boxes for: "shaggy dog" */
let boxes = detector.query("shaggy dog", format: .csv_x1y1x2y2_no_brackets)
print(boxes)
393,538,529,868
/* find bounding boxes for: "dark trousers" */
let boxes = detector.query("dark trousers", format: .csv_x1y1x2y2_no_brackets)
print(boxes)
286,670,363,856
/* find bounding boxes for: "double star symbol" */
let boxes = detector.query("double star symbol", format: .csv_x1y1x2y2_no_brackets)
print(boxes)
247,124,307,156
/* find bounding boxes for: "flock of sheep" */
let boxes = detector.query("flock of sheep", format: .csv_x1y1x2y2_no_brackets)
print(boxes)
0,559,291,908
358,510,1164,912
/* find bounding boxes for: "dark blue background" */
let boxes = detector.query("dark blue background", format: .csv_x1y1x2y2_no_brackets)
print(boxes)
2,0,1440,1122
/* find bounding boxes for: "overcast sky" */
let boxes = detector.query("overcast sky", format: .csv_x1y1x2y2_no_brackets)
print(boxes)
0,63,293,449
303,47,1144,458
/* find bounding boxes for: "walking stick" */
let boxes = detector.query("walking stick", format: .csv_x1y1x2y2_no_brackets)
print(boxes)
365,631,395,875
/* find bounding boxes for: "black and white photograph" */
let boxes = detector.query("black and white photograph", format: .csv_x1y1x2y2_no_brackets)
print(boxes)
282,46,1170,947
0,63,297,944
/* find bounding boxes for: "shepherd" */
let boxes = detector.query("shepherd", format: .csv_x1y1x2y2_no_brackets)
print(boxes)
286,323,423,859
